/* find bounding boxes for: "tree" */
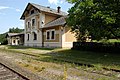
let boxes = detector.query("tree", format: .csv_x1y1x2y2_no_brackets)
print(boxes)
0,33,8,45
66,0,120,41
9,27,24,33
0,27,24,45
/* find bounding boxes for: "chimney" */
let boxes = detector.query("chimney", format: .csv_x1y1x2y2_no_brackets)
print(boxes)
47,6,50,8
57,6,61,13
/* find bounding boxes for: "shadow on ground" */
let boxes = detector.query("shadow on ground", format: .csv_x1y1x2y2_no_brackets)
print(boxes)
35,49,120,70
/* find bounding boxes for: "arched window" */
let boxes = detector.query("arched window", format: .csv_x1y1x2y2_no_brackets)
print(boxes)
27,34,29,41
30,10,34,15
32,19,35,26
28,22,30,28
33,32,37,40
13,40,15,43
18,40,20,44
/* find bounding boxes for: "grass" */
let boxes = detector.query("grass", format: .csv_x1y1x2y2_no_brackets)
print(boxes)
0,45,120,79
7,45,56,50
93,39,120,43
51,49,120,70
1,45,120,70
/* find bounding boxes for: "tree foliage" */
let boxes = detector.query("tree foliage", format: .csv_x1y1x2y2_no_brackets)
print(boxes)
0,27,24,45
9,27,24,33
66,0,120,41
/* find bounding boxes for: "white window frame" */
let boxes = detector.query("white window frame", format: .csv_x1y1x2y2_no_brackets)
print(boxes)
51,29,55,40
46,30,50,40
26,20,30,29
46,29,55,40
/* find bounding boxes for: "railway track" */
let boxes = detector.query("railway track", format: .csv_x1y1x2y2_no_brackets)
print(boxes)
0,63,29,80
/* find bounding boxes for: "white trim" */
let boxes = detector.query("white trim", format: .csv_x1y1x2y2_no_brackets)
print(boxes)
41,13,45,27
43,30,59,35
64,42,73,43
26,13,39,20
25,20,31,32
46,30,50,40
44,42,61,47
25,42,43,44
51,29,55,40
44,42,60,43
24,43,43,47
62,27,65,47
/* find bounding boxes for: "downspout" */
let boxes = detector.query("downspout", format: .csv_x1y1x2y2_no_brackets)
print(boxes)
61,23,67,48
42,29,44,47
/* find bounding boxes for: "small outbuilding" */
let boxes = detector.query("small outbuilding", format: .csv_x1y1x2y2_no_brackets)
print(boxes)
6,32,24,45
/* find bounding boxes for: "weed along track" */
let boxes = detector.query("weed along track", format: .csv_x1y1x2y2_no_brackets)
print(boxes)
0,46,120,79
18,51,120,79
0,63,29,80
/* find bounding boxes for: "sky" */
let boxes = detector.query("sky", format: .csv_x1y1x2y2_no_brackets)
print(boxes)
0,0,73,34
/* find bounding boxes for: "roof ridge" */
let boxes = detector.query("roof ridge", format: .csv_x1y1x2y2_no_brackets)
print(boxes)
30,3,67,15
20,3,67,20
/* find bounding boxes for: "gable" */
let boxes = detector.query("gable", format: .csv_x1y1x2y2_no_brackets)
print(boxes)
20,3,40,20
20,3,67,20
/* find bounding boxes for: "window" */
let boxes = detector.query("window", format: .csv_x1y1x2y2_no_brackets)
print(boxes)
32,19,35,26
46,31,50,40
27,34,29,41
13,40,15,43
28,22,30,28
30,10,34,15
18,40,20,44
51,30,55,40
38,21,40,29
33,32,37,40
46,29,55,40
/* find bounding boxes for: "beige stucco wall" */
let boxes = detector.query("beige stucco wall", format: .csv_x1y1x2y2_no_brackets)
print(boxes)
45,14,57,24
24,6,43,47
43,34,59,42
43,26,60,42
7,37,12,45
24,30,43,47
42,26,62,47
43,26,60,31
62,27,76,48
24,6,38,18
65,27,76,42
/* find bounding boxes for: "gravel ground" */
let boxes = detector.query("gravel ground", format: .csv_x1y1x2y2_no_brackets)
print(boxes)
0,63,27,80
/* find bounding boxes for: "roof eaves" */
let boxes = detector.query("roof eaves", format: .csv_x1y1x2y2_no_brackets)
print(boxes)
20,3,67,20
43,17,66,28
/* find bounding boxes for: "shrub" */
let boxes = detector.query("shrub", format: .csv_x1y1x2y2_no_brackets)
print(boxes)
72,42,120,53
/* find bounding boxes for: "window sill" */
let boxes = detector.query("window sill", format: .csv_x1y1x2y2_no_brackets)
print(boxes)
46,39,55,40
